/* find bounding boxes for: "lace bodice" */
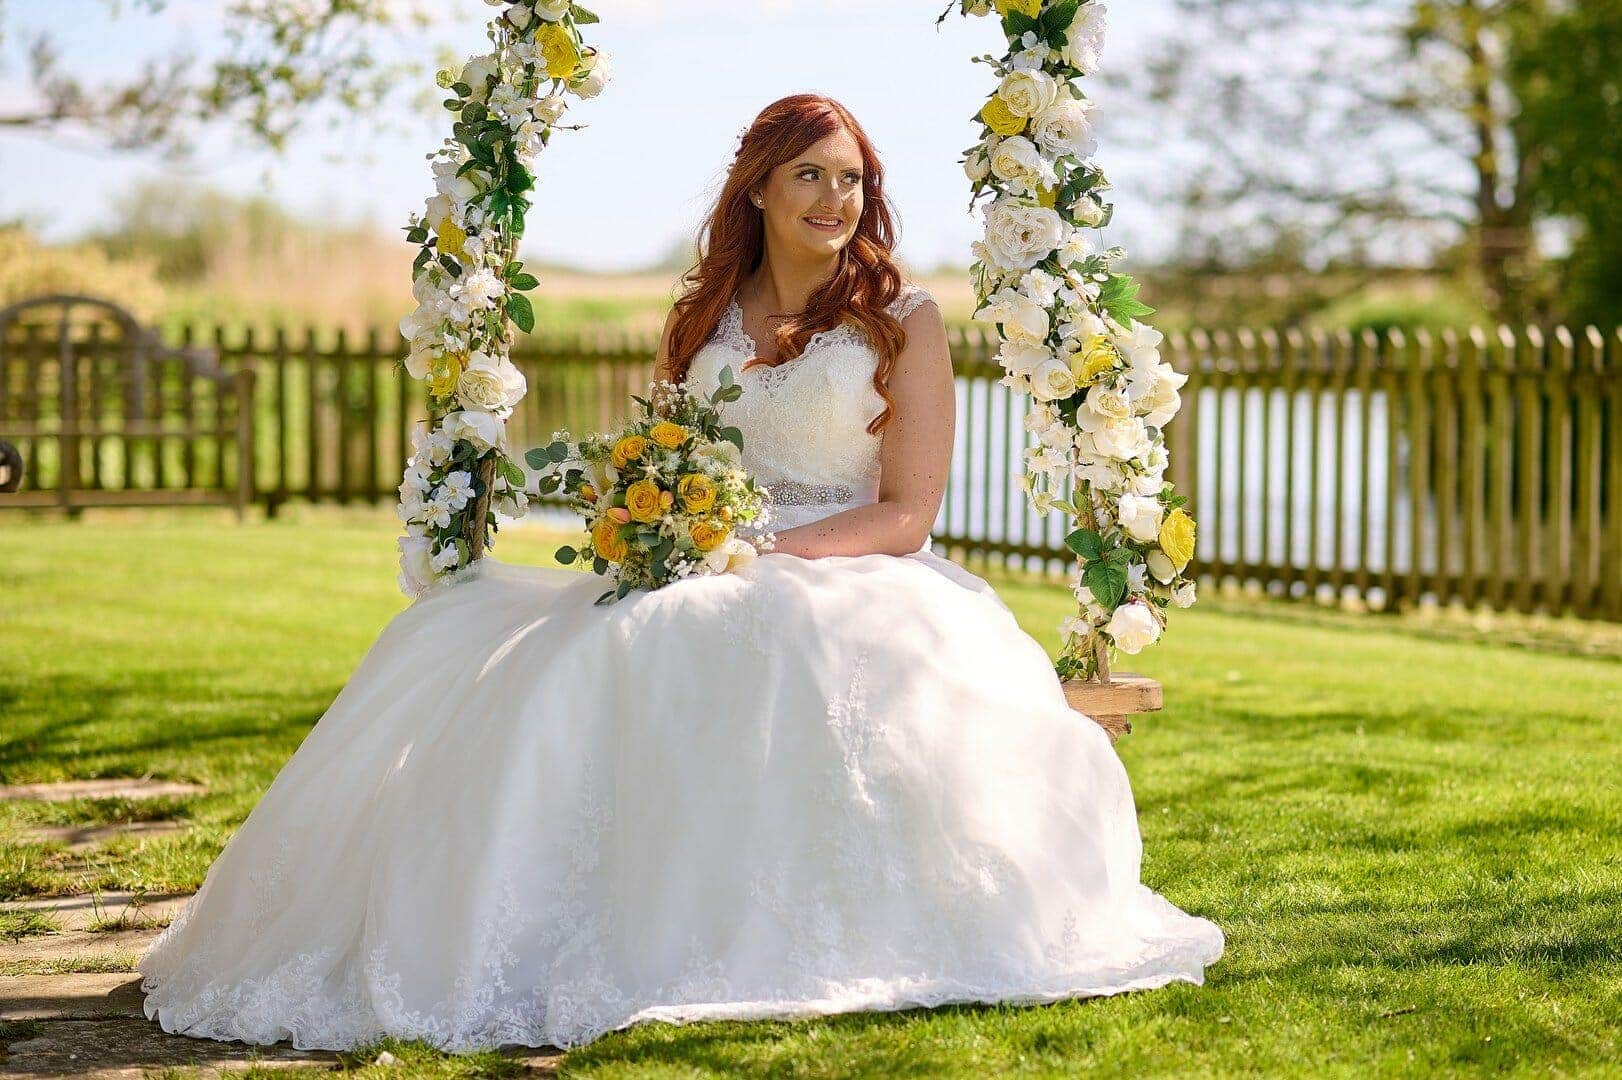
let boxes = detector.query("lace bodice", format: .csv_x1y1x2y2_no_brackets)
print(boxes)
685,284,935,522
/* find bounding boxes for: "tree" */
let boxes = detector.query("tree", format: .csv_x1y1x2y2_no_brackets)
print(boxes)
1124,0,1597,322
0,0,440,156
1511,0,1622,324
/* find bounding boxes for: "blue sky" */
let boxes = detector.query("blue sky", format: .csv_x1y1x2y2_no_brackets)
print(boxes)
0,1,1176,273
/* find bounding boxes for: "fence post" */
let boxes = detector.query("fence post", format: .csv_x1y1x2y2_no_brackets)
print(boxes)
235,367,256,521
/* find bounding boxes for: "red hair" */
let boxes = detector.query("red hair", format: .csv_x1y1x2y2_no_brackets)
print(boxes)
665,93,908,434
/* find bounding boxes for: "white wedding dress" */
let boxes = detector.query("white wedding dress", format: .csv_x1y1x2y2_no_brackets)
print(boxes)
137,283,1224,1052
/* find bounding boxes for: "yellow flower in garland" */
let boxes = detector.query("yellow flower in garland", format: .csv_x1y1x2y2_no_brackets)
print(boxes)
1068,334,1119,386
426,351,467,398
1158,508,1196,572
537,24,581,80
689,519,729,552
436,217,467,259
649,421,688,449
624,479,664,523
979,95,1026,137
995,0,1044,16
676,473,717,514
1036,184,1058,209
592,519,627,563
611,434,648,469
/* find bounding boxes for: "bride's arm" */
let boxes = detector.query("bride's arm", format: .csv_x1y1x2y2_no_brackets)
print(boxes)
766,299,955,559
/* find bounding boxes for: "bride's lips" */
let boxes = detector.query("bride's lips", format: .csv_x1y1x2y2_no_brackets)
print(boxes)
803,215,844,234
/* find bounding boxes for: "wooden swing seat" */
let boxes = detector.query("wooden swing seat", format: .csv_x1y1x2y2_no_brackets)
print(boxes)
1061,673,1163,742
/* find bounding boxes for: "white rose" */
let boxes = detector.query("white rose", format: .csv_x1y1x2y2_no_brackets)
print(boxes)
535,94,567,124
534,0,571,20
1117,493,1164,543
429,543,462,573
441,409,507,453
963,145,991,182
1078,383,1132,430
1173,580,1198,608
989,135,1050,190
998,68,1059,117
1070,193,1108,227
983,197,1066,271
573,49,612,98
460,54,500,101
1002,292,1051,344
1105,600,1162,654
1138,381,1182,430
397,536,435,598
704,536,758,575
1147,550,1178,584
1063,4,1109,74
1032,97,1098,159
455,352,527,416
1028,357,1077,402
996,339,1051,377
1091,417,1151,461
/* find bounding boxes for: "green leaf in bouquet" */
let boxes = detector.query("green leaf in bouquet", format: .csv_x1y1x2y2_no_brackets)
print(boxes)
501,459,527,488
718,426,744,451
524,447,553,470
1083,561,1127,610
572,4,600,24
1064,527,1104,561
594,588,617,606
546,440,571,462
593,555,609,575
537,474,561,494
507,293,536,334
718,364,736,388
556,545,578,565
718,385,743,403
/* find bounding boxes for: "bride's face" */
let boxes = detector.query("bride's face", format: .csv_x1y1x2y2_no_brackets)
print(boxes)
753,127,865,261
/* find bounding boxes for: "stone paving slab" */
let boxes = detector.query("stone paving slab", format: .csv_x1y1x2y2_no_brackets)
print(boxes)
1,1018,338,1078
0,778,206,802
1,972,147,1020
3,891,193,933
1,926,160,966
16,820,189,852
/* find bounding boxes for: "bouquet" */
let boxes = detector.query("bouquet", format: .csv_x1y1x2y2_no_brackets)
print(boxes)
527,366,774,604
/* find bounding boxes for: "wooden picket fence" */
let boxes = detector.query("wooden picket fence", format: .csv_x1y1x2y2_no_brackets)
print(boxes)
5,313,1618,619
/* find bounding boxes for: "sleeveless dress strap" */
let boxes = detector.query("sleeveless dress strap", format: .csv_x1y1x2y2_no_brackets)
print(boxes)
889,283,934,322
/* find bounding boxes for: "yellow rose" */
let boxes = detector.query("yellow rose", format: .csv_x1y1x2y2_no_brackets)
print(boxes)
436,217,466,259
1158,508,1196,572
625,479,664,523
426,351,466,398
1068,335,1119,385
995,0,1043,16
592,519,627,563
979,95,1026,137
676,473,717,514
611,435,648,469
689,519,729,552
537,24,581,80
649,421,688,449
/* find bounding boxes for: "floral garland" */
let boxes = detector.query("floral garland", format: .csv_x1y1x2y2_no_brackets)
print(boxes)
393,0,612,598
952,0,1197,680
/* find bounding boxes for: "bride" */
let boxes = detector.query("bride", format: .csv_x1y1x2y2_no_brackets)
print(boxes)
137,93,1223,1053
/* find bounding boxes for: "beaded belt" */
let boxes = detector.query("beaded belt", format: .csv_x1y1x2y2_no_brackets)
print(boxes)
766,480,856,506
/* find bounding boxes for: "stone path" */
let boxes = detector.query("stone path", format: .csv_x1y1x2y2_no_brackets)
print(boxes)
2,895,564,1077
3,780,563,1074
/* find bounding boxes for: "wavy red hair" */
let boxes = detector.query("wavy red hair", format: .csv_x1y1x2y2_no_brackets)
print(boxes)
665,93,909,434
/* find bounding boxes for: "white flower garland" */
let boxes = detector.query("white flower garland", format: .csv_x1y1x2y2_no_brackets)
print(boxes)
394,0,612,598
954,0,1197,680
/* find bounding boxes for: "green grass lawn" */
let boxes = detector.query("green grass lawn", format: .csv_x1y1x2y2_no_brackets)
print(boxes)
2,507,1619,1077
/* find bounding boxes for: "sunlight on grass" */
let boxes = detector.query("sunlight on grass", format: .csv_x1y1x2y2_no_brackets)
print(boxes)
2,507,1617,1076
